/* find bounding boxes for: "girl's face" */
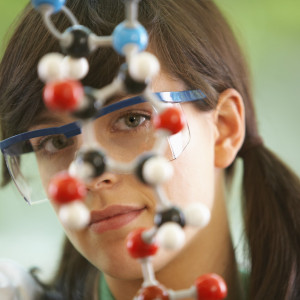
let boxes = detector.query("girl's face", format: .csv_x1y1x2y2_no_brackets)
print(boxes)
34,71,218,280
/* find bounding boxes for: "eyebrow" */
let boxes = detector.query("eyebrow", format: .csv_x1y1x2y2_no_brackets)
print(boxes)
103,93,137,106
30,113,69,129
30,92,136,129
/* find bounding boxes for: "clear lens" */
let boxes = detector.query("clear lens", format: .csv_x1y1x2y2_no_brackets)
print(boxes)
5,151,49,204
3,102,190,204
93,101,157,161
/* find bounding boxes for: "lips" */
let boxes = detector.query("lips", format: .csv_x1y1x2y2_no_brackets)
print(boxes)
89,205,146,234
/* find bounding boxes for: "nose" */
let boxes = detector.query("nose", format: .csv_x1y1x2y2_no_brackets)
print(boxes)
86,172,119,191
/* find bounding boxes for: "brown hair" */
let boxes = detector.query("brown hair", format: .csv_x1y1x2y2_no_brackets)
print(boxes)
1,1,299,299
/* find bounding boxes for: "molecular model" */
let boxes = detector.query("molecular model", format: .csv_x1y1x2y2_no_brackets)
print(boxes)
31,0,228,299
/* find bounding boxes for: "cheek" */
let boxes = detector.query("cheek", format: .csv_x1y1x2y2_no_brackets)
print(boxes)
163,111,216,210
49,201,92,260
164,152,215,210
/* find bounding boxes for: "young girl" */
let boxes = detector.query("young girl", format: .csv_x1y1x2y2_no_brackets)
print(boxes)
0,1,299,299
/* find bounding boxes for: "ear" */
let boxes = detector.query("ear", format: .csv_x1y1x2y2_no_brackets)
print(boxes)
214,88,245,168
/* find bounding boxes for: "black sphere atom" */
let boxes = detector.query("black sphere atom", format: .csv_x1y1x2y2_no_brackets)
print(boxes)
136,153,157,185
77,149,106,179
72,87,98,120
61,25,92,58
154,207,186,228
118,63,147,94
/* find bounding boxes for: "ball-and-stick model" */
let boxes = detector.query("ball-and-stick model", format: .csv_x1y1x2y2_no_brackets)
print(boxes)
31,0,228,299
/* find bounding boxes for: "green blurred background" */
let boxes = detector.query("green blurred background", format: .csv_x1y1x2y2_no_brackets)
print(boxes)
0,0,299,280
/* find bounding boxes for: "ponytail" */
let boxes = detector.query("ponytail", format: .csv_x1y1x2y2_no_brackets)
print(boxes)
240,142,300,299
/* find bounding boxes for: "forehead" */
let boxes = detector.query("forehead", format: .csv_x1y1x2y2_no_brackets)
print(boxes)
152,71,186,92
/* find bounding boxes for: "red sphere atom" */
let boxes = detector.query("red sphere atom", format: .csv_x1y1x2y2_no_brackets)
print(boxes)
195,273,227,300
154,107,185,135
135,285,170,300
43,79,84,112
126,228,159,259
48,172,87,204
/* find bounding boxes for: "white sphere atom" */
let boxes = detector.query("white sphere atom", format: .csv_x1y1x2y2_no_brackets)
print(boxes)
37,52,64,82
142,156,173,185
59,201,90,230
129,52,160,82
69,161,94,182
183,202,211,228
62,56,89,80
156,222,185,250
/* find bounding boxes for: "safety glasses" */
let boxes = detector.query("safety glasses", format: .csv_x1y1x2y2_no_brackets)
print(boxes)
0,90,206,205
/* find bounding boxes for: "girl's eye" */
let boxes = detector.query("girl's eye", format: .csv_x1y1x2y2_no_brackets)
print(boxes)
113,112,151,131
34,134,74,154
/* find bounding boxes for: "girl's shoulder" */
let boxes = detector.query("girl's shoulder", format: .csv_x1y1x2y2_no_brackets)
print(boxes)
0,259,42,300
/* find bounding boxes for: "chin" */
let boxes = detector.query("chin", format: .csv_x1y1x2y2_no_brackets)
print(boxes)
99,252,145,280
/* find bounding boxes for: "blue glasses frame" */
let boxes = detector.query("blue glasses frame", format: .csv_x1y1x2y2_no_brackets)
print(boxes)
0,89,206,155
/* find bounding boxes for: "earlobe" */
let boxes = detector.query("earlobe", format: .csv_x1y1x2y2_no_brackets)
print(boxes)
214,89,245,168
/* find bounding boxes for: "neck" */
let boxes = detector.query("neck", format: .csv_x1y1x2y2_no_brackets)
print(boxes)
104,171,243,300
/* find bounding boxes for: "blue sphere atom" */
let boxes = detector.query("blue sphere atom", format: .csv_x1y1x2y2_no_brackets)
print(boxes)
112,22,148,56
32,0,66,13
